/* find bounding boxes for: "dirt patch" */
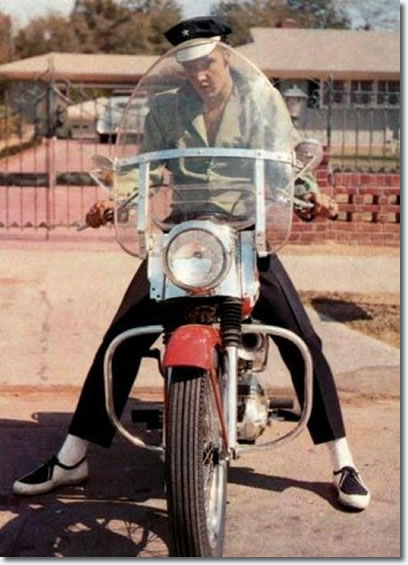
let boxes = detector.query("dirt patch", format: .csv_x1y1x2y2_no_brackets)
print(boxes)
300,290,400,348
0,277,28,287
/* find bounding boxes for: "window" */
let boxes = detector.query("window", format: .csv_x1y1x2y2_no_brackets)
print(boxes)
322,80,347,106
350,81,374,106
332,80,347,106
377,81,400,106
307,80,321,108
320,80,400,108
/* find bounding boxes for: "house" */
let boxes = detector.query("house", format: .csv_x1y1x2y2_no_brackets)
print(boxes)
0,52,156,137
236,27,400,160
66,96,108,139
0,51,156,88
0,28,400,161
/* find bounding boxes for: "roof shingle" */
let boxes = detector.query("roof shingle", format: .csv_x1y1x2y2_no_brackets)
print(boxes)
0,52,157,84
0,28,399,84
237,28,400,79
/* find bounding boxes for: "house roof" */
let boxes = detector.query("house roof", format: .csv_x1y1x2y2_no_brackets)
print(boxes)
236,28,400,79
0,28,399,85
0,52,157,85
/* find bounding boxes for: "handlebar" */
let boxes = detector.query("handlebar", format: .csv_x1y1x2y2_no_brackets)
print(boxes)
293,196,314,211
77,196,316,232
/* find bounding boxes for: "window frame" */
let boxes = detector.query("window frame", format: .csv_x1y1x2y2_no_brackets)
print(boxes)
319,79,400,109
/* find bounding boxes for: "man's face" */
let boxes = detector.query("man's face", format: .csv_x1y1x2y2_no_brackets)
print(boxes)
182,48,231,105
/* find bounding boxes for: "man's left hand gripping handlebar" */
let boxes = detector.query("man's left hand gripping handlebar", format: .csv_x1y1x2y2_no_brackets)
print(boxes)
85,199,115,228
297,192,338,222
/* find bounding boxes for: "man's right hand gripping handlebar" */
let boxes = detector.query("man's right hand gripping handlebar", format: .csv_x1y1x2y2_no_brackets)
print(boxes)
85,199,114,228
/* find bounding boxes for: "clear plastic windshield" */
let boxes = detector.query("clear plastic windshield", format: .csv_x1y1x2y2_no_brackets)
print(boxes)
113,40,298,258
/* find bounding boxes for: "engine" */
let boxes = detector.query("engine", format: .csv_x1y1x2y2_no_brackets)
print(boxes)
237,332,270,443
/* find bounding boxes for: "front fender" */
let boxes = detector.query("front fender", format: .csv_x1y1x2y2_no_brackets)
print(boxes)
163,324,222,371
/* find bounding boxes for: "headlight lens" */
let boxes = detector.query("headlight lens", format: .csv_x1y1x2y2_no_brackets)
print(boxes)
165,228,227,290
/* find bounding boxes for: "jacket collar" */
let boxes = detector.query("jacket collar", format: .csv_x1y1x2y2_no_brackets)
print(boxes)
180,82,242,146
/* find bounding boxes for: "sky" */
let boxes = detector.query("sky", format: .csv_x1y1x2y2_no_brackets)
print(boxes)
0,0,400,29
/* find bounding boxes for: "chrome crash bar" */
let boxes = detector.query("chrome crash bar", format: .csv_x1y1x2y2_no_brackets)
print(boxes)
238,323,313,455
103,323,312,457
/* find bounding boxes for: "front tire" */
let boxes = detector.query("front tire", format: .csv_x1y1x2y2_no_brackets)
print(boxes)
166,367,227,557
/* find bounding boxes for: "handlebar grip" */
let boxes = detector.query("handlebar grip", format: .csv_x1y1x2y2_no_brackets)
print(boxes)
76,208,114,232
293,197,314,211
104,209,114,222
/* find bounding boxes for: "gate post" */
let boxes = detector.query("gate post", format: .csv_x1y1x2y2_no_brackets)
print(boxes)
45,57,57,240
327,74,333,156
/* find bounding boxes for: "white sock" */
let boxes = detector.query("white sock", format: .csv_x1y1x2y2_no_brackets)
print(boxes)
57,434,89,467
326,437,355,472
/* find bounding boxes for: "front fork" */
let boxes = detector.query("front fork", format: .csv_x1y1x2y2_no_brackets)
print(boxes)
225,346,238,457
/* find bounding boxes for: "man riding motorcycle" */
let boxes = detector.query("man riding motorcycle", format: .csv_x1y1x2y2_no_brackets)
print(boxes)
13,17,370,512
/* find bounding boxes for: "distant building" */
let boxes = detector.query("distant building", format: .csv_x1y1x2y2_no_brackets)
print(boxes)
236,27,400,155
0,28,400,156
0,51,156,89
0,52,156,137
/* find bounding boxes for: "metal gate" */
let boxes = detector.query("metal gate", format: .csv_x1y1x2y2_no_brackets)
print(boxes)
0,67,118,236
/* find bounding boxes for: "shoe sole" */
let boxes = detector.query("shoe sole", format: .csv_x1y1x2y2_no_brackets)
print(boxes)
13,475,89,496
337,490,371,511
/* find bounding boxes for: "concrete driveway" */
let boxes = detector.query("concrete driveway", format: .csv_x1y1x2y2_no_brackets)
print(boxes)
0,239,400,558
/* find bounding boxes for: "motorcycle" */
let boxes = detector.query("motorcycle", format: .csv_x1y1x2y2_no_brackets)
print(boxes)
89,39,321,557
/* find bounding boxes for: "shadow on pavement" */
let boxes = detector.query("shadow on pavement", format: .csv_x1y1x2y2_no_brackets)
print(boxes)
1,498,169,557
1,405,362,557
0,409,169,557
228,466,350,512
311,298,373,323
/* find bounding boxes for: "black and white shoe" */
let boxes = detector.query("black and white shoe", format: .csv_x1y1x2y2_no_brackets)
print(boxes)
333,466,371,510
13,455,89,496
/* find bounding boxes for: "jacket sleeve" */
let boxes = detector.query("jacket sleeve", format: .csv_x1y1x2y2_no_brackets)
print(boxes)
116,98,168,199
295,170,320,199
259,84,321,199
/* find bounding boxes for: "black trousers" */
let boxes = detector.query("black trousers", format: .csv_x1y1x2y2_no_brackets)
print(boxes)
69,255,346,447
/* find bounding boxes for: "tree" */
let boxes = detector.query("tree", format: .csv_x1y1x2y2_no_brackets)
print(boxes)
70,0,181,53
210,1,293,46
0,12,13,64
14,15,80,59
70,0,138,52
286,0,350,29
12,0,181,59
211,0,351,46
339,0,400,30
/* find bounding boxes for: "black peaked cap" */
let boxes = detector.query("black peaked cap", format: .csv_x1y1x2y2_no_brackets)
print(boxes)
165,17,232,46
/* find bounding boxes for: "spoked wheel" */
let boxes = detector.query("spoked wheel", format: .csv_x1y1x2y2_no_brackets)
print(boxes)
165,367,228,557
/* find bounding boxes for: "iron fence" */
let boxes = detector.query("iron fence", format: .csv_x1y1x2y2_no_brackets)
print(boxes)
276,77,400,173
0,73,116,234
0,72,400,234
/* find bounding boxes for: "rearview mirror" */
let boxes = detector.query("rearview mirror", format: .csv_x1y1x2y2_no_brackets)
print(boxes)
91,154,114,170
90,154,114,194
295,139,324,171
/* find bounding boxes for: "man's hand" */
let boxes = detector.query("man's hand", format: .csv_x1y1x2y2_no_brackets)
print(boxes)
297,192,338,221
85,199,114,228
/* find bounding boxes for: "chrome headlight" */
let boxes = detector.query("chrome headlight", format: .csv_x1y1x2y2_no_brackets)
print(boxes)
164,223,231,291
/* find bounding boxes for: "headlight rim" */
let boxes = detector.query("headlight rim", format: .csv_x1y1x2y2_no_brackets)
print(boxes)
163,222,232,292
